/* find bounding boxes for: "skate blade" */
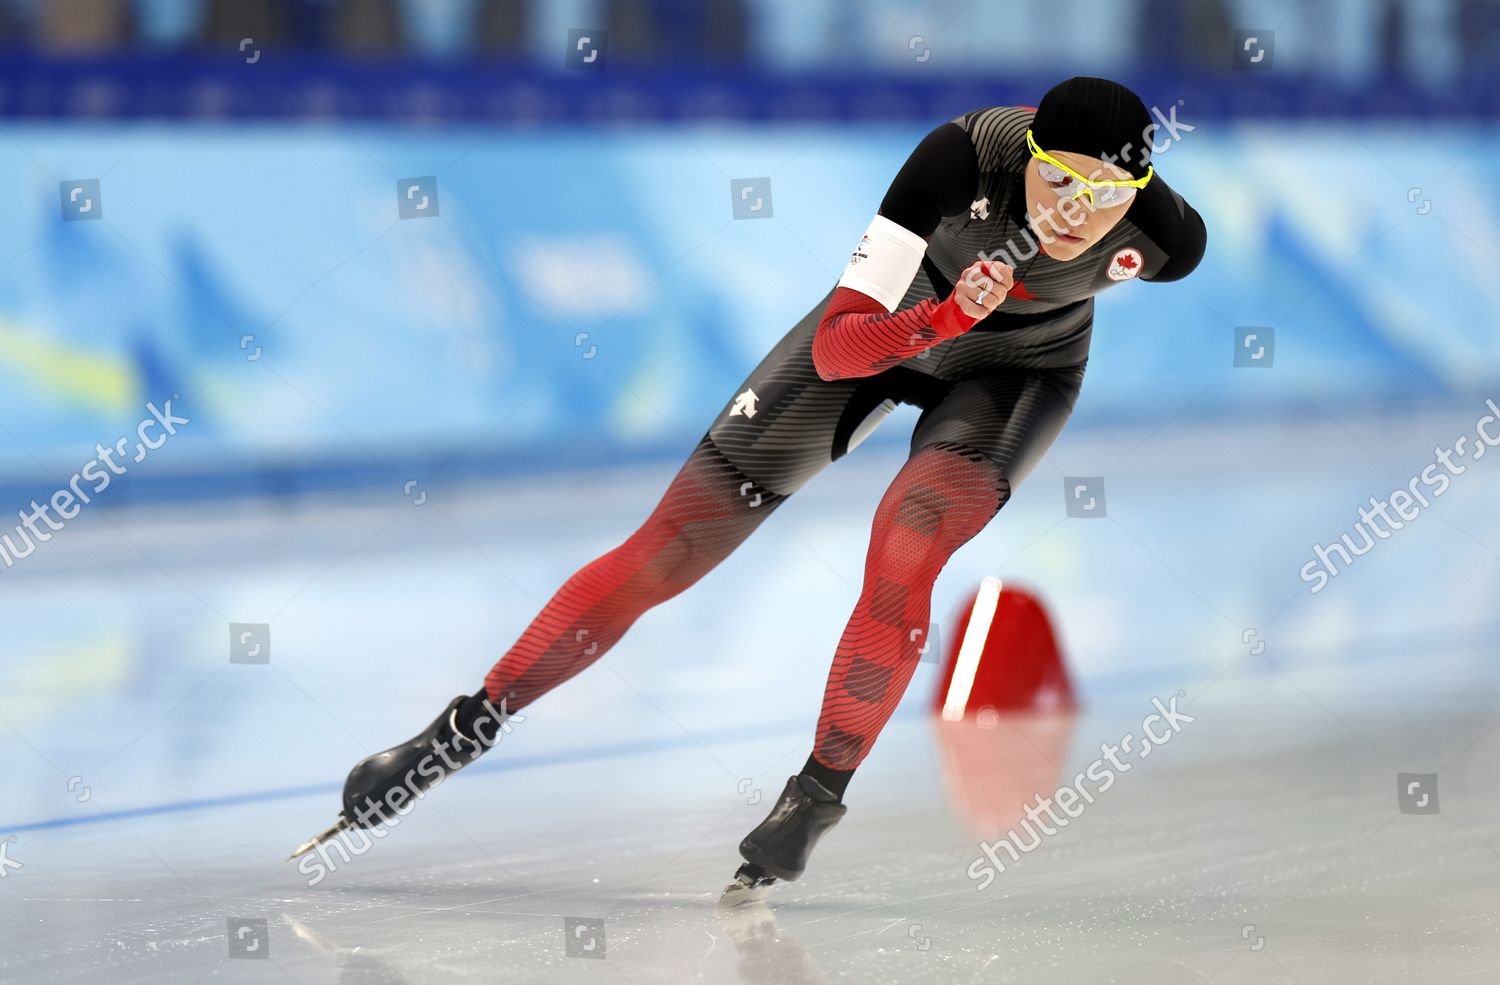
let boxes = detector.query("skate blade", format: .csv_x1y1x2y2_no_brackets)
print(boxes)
286,817,351,862
718,868,777,908
718,880,774,907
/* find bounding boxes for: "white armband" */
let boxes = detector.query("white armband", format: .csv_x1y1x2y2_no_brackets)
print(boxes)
835,215,928,312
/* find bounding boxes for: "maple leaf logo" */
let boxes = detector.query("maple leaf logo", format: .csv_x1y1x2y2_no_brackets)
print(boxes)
1107,248,1145,282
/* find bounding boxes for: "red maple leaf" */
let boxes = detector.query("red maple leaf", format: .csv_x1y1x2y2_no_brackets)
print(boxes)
1116,252,1139,270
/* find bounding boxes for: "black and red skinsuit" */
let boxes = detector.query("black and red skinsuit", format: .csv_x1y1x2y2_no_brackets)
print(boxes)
479,106,1206,791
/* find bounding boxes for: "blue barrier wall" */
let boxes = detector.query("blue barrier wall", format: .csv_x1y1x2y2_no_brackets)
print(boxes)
4,57,1498,123
3,121,1497,500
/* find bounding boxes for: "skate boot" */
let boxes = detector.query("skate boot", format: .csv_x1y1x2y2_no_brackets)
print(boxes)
288,692,507,860
720,774,847,904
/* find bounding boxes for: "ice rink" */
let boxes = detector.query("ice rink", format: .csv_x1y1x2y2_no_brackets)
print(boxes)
4,406,1500,985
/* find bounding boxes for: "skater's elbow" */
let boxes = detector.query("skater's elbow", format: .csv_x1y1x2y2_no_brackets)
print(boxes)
812,350,862,382
811,330,850,381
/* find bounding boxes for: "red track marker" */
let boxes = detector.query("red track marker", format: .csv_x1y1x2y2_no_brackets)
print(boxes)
933,577,1077,718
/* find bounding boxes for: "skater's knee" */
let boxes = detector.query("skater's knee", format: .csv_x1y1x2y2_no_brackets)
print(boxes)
608,519,730,604
612,451,787,597
868,443,1009,571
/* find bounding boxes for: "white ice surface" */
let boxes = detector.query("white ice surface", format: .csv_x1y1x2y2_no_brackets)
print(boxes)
4,407,1500,983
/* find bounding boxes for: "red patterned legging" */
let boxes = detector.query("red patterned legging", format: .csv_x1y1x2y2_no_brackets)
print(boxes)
811,441,1006,769
482,436,1007,774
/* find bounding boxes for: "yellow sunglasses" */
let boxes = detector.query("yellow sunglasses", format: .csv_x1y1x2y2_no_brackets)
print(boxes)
1026,129,1153,208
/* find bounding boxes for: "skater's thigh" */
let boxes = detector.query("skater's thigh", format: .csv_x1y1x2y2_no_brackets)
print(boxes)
708,291,896,496
909,365,1085,490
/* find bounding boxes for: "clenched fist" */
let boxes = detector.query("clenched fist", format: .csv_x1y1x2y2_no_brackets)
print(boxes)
952,260,1014,323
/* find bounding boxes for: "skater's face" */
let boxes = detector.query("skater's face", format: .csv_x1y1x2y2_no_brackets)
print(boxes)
1023,146,1140,262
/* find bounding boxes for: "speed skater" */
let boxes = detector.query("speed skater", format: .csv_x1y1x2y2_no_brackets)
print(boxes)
291,76,1207,902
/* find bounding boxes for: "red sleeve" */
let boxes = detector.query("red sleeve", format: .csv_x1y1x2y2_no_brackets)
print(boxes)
811,287,977,382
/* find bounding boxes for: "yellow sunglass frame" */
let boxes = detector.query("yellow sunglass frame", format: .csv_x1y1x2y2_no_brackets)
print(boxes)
1025,129,1153,205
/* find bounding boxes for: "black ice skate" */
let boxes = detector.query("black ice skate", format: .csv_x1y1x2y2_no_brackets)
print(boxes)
720,774,847,905
288,693,505,861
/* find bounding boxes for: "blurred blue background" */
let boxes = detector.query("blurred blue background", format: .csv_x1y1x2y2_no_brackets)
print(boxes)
2,0,1499,501
5,13,1500,973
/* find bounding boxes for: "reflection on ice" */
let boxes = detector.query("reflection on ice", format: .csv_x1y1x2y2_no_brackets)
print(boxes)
284,916,412,985
716,901,826,985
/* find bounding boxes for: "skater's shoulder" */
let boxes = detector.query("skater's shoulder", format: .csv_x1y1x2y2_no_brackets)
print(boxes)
1126,171,1207,283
